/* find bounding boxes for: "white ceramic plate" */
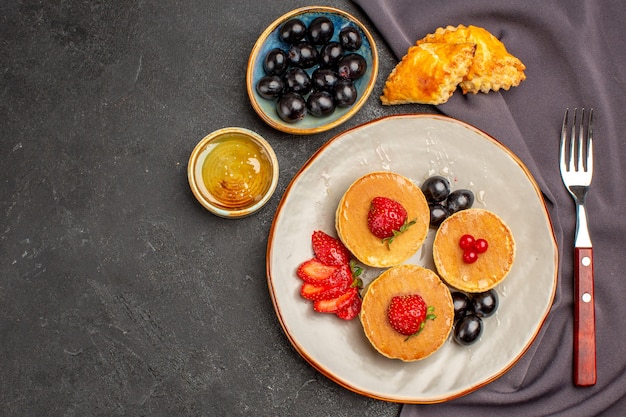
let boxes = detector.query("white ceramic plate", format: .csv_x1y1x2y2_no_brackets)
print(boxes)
266,114,558,403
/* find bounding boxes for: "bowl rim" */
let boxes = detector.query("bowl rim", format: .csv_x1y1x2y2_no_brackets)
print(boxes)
246,6,379,135
187,127,279,218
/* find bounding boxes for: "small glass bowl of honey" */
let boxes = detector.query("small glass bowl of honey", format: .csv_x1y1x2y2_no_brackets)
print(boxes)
188,127,279,218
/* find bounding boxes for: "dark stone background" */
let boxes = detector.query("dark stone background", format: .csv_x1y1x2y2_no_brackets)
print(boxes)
0,1,433,415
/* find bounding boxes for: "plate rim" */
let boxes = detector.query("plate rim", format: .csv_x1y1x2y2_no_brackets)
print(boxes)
266,113,559,403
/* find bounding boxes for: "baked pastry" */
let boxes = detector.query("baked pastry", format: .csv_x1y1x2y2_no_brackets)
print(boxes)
380,41,476,105
360,264,454,361
417,24,526,94
335,171,429,268
433,208,515,292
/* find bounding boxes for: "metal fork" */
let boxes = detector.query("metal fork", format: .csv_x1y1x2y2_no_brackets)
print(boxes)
559,107,596,387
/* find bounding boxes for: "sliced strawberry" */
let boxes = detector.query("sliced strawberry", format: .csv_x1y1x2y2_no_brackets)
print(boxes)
325,263,353,288
300,265,353,301
313,287,358,313
300,282,348,301
336,294,362,320
311,230,351,266
297,258,338,285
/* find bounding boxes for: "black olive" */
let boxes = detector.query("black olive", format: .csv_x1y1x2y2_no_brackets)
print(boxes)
279,19,307,44
454,314,483,346
472,289,499,318
256,75,284,100
276,92,307,123
422,176,451,203
447,189,475,214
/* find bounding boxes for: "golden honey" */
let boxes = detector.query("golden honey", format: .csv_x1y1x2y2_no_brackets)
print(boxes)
200,133,274,210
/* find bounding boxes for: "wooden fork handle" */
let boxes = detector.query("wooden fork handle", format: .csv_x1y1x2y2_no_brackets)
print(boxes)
574,247,596,386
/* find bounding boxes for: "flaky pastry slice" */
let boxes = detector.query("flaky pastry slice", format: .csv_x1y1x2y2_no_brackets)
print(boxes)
380,41,476,105
417,24,526,94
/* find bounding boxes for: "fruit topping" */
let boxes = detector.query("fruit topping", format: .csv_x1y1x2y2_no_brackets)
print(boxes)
459,234,475,250
336,294,362,320
296,230,362,320
367,196,416,245
314,287,359,313
463,250,479,264
300,281,348,301
311,230,351,265
296,258,338,285
387,294,436,338
474,238,489,253
459,234,488,263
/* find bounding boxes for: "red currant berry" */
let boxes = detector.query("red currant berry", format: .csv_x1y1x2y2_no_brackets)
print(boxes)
459,234,475,250
474,238,489,253
463,249,478,264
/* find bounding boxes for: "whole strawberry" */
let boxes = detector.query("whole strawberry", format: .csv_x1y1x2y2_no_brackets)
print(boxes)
387,294,435,337
367,197,415,245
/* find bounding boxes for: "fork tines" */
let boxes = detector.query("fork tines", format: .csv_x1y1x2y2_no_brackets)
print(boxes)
561,107,594,173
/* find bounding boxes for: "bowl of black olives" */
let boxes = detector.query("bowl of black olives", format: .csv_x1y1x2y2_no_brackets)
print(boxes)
246,6,378,134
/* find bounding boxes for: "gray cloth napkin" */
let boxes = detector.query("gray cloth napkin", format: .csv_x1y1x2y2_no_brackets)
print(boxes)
352,0,626,415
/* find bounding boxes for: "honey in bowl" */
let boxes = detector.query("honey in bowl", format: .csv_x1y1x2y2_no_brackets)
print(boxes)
188,128,279,218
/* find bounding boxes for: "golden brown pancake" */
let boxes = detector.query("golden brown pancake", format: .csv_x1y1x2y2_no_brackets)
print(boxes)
335,171,429,268
433,208,515,292
360,264,454,361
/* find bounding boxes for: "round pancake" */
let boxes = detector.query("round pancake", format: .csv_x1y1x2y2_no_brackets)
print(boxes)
335,171,429,268
360,264,454,361
433,208,515,292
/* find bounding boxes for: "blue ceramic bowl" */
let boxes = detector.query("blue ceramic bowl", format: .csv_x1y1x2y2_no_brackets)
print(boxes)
246,6,378,135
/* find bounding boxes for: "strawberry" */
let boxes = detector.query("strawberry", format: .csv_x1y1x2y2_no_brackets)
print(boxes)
336,294,362,320
325,263,354,288
299,264,353,301
367,197,416,245
300,282,348,301
311,230,351,265
297,258,338,285
296,230,364,319
314,287,358,313
387,294,429,336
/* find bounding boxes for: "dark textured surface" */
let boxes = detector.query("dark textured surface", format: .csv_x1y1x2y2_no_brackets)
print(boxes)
0,1,433,415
